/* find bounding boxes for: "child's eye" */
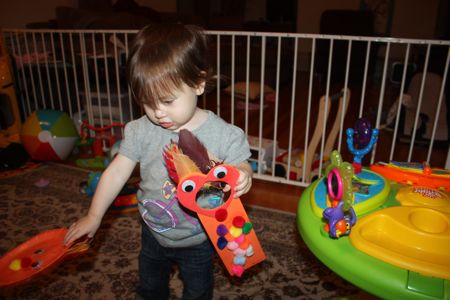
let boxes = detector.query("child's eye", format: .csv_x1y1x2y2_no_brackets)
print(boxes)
162,98,175,105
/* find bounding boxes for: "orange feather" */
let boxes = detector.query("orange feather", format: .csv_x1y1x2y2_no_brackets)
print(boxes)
163,142,201,183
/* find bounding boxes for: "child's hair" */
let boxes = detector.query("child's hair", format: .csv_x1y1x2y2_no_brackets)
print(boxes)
127,23,211,109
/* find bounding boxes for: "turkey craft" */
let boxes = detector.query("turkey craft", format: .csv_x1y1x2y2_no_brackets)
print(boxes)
163,129,265,277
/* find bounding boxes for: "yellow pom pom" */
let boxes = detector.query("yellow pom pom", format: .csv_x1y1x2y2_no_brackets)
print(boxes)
9,259,21,271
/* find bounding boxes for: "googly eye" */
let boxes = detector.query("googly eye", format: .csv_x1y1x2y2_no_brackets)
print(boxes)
213,166,227,179
181,180,196,193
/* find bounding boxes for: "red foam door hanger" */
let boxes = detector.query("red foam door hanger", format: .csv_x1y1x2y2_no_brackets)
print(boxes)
176,164,266,277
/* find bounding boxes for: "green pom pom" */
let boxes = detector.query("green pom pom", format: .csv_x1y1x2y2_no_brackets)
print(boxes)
242,222,253,234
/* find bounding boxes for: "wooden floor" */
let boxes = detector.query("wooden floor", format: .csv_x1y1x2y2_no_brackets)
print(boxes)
243,178,304,213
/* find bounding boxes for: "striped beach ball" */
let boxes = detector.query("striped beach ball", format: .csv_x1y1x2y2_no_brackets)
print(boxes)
20,110,79,161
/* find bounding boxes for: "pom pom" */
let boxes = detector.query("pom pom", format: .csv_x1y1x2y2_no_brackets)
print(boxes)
229,226,243,238
233,256,246,266
246,245,254,256
217,236,228,250
232,216,246,228
242,222,253,234
232,265,245,277
216,224,228,236
215,209,228,222
233,247,246,257
234,234,245,245
227,241,239,250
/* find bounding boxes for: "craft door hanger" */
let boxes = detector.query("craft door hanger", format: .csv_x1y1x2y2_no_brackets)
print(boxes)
176,164,266,277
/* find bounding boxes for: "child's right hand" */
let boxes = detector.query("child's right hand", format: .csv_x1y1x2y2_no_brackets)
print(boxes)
64,214,101,246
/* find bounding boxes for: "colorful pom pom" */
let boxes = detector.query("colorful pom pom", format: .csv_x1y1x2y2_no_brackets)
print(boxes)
242,222,253,234
9,259,21,271
215,208,228,222
233,256,246,265
234,234,245,245
233,247,246,257
246,245,254,256
217,236,228,250
232,265,245,277
216,224,228,236
229,226,242,237
232,216,246,228
227,241,239,250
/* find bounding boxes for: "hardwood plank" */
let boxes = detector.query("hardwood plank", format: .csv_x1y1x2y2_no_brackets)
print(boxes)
242,178,304,213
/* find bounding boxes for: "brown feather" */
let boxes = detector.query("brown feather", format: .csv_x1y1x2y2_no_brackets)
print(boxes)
178,129,217,173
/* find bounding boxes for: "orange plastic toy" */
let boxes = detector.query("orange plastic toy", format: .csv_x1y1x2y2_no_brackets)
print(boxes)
0,228,90,288
370,161,450,191
79,121,124,157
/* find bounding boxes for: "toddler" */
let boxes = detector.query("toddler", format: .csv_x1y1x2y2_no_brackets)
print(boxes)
64,23,253,300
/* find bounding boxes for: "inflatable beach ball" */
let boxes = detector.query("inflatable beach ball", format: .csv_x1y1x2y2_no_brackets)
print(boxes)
20,110,79,161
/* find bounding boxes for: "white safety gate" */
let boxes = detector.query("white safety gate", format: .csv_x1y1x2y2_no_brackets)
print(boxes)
2,28,450,187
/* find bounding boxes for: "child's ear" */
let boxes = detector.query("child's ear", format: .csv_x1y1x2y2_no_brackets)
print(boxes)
195,80,206,96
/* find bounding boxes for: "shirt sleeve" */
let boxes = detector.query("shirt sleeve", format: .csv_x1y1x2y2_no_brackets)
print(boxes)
119,120,141,162
221,124,251,165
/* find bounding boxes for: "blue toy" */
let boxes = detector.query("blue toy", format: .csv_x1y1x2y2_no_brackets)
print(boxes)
346,118,378,174
80,171,101,197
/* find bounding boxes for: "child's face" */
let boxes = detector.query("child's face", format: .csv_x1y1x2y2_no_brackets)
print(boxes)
143,83,205,132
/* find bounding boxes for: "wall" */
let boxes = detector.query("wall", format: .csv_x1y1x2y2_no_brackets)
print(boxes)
0,0,176,29
0,0,77,29
296,0,360,33
390,0,439,39
0,0,443,39
297,0,440,39
135,0,176,13
245,0,266,22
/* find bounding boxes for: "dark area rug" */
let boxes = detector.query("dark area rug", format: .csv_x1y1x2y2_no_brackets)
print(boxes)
0,164,371,299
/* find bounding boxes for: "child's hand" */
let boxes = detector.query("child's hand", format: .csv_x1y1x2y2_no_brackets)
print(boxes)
64,214,101,246
234,167,252,198
222,162,253,198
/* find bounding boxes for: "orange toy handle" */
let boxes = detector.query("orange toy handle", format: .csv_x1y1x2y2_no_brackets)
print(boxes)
65,236,91,257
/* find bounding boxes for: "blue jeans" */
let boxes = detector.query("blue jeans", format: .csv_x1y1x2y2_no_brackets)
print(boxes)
136,223,215,300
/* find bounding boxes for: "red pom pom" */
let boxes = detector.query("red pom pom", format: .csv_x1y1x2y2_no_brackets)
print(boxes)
215,209,228,222
232,216,246,228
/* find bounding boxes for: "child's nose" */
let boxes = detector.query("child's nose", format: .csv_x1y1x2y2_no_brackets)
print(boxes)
154,107,167,118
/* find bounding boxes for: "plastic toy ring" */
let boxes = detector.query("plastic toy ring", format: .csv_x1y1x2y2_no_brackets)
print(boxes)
327,167,343,201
